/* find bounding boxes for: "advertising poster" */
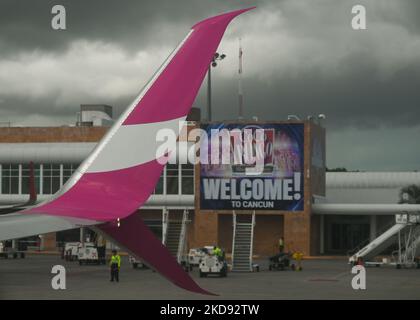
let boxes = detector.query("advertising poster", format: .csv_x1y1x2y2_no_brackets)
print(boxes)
200,123,304,211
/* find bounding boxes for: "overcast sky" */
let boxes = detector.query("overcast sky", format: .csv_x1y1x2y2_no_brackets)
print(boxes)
0,0,419,171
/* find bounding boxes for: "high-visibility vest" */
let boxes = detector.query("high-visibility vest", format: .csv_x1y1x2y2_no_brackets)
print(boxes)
292,252,303,261
214,247,222,257
110,255,121,268
279,239,284,247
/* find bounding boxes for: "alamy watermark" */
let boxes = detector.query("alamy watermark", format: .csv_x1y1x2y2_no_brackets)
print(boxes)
351,265,366,290
51,265,66,290
351,5,367,30
156,124,267,176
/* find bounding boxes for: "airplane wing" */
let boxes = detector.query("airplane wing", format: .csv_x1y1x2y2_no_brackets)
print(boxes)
0,7,255,295
0,213,98,241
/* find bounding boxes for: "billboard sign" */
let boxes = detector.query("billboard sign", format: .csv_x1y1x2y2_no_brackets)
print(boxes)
199,123,304,211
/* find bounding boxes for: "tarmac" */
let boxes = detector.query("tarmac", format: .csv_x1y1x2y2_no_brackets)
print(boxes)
0,254,419,299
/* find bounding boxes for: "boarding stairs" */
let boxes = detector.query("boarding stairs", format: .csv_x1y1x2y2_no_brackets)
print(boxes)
232,211,255,272
163,209,189,264
349,213,420,267
392,222,420,267
176,210,189,264
347,220,396,258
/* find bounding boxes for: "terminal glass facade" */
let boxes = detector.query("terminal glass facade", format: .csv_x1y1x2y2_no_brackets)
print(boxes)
0,163,194,196
1,164,19,194
0,163,78,195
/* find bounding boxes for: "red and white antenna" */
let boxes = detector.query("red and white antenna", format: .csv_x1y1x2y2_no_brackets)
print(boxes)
238,37,244,119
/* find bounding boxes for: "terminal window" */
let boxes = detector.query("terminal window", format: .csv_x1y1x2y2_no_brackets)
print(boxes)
154,171,164,194
62,163,80,184
166,164,179,195
42,164,61,194
181,164,194,194
1,164,19,194
21,163,40,194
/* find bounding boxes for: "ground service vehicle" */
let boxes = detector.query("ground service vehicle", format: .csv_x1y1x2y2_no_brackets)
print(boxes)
199,248,228,278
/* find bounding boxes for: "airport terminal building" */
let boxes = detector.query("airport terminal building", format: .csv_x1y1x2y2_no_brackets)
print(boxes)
1,105,419,261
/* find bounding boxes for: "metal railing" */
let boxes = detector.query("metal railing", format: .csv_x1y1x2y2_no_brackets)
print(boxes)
162,207,169,245
231,211,237,267
346,219,396,258
249,211,256,271
176,209,189,264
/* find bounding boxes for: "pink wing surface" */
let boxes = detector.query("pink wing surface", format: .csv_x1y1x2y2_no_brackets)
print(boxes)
23,7,255,295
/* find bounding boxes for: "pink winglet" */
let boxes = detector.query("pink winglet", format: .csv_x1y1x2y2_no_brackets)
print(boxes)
24,8,255,295
123,7,255,125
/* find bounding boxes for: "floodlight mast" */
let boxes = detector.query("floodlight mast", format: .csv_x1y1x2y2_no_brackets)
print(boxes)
207,52,226,121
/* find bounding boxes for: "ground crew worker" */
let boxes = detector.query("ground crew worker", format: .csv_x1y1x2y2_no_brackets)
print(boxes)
213,246,223,261
278,237,284,253
292,251,303,271
110,249,121,282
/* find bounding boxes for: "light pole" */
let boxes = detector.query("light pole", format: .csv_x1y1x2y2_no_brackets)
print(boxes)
207,52,226,121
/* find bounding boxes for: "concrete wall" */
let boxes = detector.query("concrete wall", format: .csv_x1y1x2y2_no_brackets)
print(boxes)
0,127,108,143
218,214,233,253
191,212,218,248
254,215,284,256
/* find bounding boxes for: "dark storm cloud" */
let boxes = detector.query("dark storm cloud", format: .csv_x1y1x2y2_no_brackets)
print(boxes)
208,54,420,129
0,0,256,55
0,0,419,170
